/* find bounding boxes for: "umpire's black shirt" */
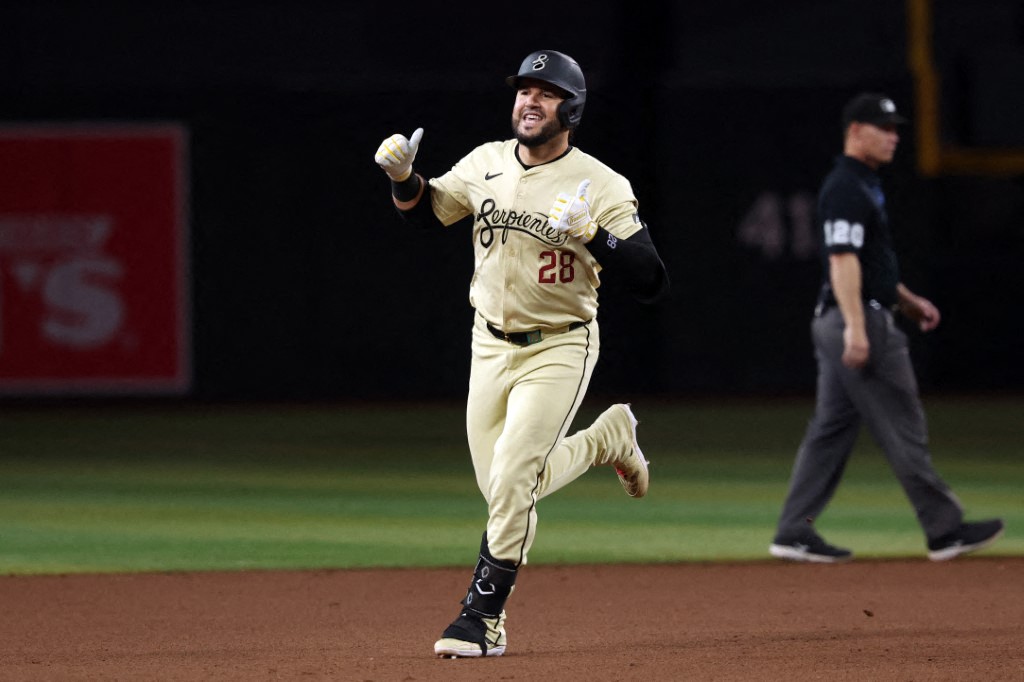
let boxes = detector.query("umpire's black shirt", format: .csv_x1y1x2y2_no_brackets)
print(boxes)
816,155,900,310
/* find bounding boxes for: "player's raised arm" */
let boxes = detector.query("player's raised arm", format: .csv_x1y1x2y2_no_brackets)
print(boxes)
547,178,599,243
548,180,669,303
374,128,426,210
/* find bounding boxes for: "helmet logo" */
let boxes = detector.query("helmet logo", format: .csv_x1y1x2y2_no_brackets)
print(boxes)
531,54,548,71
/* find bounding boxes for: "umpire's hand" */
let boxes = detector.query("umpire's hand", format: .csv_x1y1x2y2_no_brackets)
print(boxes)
896,284,942,332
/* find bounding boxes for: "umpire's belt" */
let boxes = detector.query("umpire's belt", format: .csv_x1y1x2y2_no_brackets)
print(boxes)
486,320,587,346
815,298,887,317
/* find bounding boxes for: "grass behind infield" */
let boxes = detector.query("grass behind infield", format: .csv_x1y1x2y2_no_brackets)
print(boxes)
0,396,1020,574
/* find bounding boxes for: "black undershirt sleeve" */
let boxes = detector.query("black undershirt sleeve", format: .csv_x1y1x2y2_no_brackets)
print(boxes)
390,175,441,229
390,174,421,202
585,226,670,303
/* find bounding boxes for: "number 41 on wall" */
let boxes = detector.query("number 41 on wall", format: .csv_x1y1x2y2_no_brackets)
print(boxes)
736,191,817,262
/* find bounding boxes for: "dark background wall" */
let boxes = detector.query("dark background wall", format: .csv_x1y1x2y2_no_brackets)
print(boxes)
3,0,1023,401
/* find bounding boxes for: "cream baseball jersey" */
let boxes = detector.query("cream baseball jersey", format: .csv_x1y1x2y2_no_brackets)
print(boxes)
429,140,643,332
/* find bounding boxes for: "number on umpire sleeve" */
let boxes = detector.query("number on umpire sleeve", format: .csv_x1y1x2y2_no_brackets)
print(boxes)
823,219,864,248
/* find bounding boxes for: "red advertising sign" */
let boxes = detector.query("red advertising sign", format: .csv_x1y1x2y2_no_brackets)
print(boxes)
0,124,190,394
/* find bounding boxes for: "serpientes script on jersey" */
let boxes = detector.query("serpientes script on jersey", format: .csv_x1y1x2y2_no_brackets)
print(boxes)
476,198,568,248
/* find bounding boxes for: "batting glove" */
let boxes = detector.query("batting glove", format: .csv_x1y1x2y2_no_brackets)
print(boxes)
548,179,598,243
375,128,424,182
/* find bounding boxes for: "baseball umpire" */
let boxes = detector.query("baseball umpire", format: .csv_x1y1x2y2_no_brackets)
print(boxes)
769,92,1004,563
374,49,668,658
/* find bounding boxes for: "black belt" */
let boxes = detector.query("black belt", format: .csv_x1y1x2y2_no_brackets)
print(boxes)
815,298,888,317
486,320,587,346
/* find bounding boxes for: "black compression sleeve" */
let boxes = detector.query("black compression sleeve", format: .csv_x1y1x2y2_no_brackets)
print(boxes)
585,227,670,303
391,173,421,202
393,186,439,229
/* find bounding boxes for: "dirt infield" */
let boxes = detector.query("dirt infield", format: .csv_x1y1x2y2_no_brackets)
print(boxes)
2,558,1022,681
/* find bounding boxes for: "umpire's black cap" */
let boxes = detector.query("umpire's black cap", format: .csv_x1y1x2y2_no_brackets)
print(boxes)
842,92,908,128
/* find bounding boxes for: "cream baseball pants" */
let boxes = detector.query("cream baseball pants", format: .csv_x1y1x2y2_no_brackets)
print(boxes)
466,312,601,566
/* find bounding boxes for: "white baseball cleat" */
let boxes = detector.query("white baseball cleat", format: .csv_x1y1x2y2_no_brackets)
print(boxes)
433,637,505,658
434,611,507,658
613,403,649,498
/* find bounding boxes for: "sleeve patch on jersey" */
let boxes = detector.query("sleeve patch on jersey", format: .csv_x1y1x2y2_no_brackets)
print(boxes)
824,219,864,248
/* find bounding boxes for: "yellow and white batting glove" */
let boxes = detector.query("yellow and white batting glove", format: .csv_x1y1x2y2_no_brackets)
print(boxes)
374,128,424,182
548,179,598,243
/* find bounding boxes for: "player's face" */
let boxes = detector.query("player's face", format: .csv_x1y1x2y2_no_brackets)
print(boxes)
848,122,899,168
512,79,568,148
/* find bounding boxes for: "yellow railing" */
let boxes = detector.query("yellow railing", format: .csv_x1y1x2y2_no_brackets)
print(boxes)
906,0,1024,176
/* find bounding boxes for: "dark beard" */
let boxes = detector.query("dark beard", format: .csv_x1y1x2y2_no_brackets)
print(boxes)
512,117,565,148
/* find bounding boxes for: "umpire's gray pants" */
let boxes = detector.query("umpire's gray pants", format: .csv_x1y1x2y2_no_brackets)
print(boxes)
775,305,963,543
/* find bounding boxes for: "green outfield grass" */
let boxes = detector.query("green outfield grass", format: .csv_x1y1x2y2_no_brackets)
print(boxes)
0,396,1020,574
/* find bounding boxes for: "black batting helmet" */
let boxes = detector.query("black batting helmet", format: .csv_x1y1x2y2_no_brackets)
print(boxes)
506,50,587,129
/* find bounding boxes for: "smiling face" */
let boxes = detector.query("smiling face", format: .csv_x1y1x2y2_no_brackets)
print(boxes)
511,77,570,149
845,121,900,169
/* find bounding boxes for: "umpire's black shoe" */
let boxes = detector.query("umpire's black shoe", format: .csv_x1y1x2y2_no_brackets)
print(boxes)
769,535,853,563
927,519,1004,562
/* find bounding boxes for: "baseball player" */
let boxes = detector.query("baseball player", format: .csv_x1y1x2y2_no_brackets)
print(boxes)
769,92,1004,563
374,49,668,658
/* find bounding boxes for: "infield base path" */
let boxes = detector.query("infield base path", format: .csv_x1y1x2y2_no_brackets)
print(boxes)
1,558,1021,681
